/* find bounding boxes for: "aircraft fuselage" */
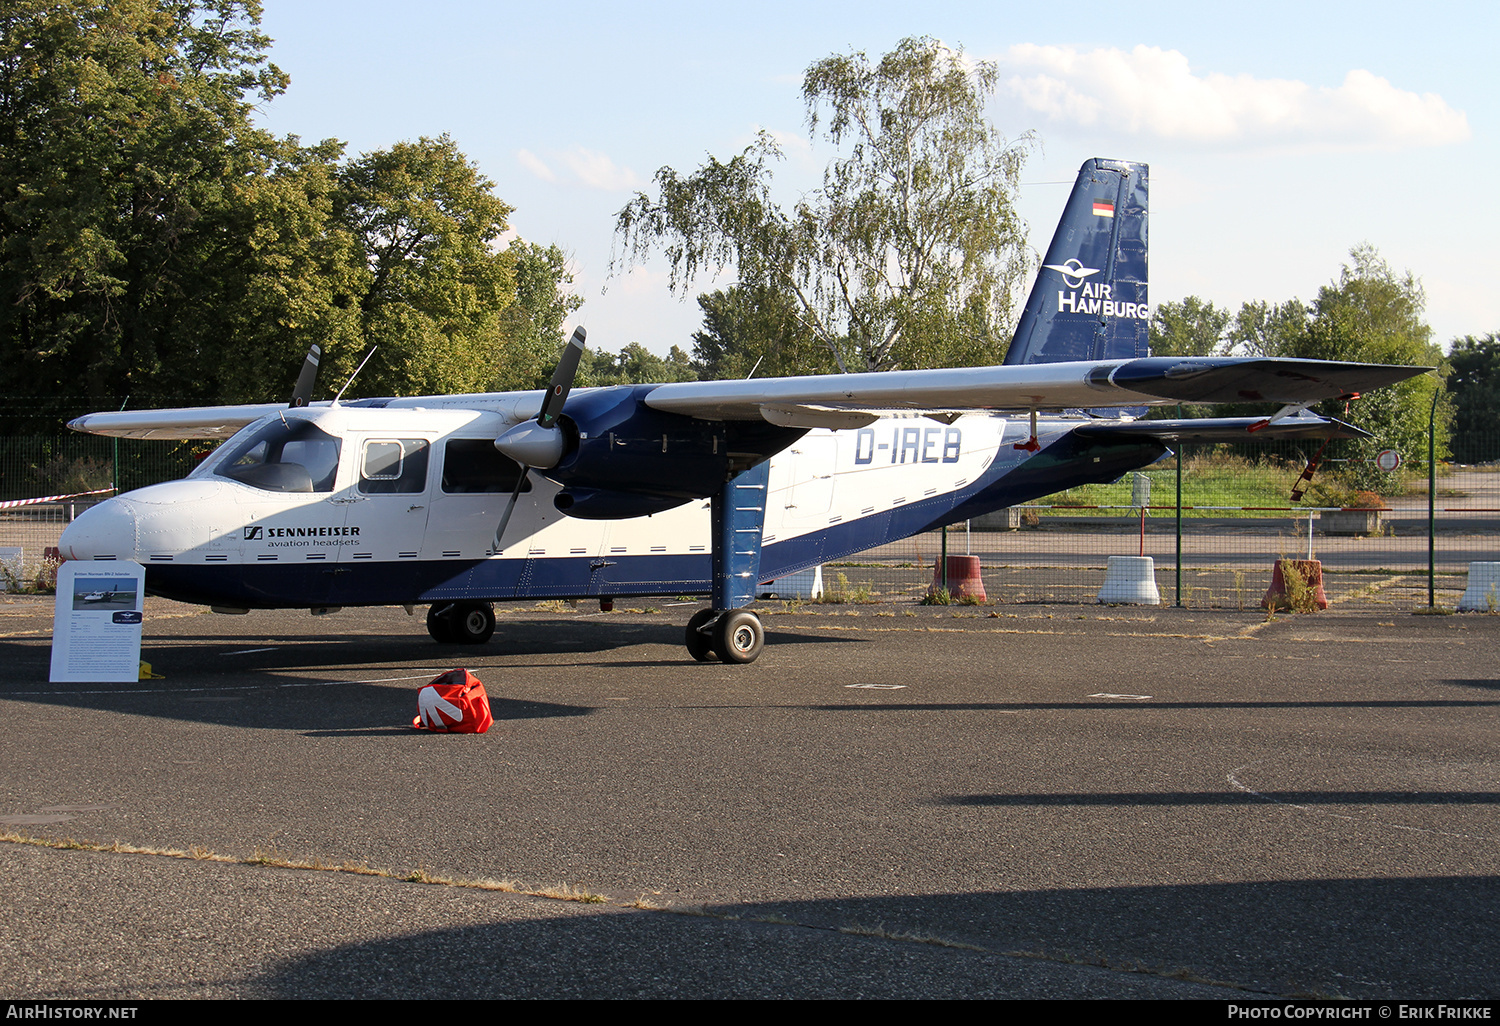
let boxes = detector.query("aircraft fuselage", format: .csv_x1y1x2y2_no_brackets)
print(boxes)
59,403,1166,610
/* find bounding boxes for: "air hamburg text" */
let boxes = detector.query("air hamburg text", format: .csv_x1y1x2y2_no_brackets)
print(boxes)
1058,282,1148,321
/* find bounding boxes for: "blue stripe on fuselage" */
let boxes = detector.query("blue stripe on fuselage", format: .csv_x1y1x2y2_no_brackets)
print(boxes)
140,427,1166,607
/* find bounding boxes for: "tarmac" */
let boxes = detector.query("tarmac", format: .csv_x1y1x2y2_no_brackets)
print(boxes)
1,593,1497,1000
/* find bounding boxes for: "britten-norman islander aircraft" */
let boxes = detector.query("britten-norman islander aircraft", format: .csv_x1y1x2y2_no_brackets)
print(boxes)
59,159,1428,664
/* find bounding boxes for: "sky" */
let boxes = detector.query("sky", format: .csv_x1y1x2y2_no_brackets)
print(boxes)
252,0,1498,359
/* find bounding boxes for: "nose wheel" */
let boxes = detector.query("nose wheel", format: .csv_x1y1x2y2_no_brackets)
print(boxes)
426,601,496,645
684,608,765,664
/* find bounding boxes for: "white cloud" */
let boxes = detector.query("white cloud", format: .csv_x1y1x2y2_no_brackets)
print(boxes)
560,147,645,192
516,149,556,182
998,45,1469,150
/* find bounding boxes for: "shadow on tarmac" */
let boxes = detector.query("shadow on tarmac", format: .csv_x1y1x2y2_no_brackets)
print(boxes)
254,874,1500,999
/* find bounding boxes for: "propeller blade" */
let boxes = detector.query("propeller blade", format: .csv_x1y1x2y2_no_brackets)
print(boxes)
492,326,587,552
289,344,322,408
537,326,586,429
492,471,528,552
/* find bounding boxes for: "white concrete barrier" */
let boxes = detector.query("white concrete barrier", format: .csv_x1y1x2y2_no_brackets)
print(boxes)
764,566,823,600
1097,555,1161,606
1457,562,1500,612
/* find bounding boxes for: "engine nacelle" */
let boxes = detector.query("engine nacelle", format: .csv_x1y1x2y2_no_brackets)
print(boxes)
539,385,803,520
553,487,692,519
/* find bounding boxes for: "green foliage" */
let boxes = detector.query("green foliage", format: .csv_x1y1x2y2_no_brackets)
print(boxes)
1447,332,1500,463
0,2,576,424
496,241,584,390
577,342,697,387
333,135,516,398
1046,452,1301,514
692,285,837,379
1150,297,1231,357
1229,246,1445,490
816,571,873,603
615,37,1033,374
0,0,297,414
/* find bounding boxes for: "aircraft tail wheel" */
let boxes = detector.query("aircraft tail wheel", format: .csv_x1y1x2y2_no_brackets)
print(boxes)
685,608,717,662
712,609,764,664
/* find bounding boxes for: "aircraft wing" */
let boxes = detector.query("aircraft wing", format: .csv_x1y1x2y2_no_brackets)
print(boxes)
66,403,311,440
641,357,1431,425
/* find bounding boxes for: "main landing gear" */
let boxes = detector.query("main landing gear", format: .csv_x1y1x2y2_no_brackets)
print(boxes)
684,461,772,664
685,608,766,664
426,601,496,644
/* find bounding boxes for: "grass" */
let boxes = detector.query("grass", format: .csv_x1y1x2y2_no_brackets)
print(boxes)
0,553,59,595
1,830,607,903
815,571,875,604
1038,453,1391,518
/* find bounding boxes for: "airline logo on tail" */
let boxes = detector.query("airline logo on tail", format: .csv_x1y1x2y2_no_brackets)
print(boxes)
1044,258,1149,321
1042,259,1101,288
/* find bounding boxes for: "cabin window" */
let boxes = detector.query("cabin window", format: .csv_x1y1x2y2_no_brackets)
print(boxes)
214,420,342,493
441,439,531,494
359,439,430,494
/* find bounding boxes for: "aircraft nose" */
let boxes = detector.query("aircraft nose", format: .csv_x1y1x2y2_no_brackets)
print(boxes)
58,498,139,562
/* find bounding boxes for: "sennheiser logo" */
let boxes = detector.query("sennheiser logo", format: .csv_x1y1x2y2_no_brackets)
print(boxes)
244,526,263,540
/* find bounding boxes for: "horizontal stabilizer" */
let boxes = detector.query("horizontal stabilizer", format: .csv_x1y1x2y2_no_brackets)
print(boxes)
1075,414,1369,443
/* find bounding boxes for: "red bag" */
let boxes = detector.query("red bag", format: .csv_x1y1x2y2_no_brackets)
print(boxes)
413,669,493,733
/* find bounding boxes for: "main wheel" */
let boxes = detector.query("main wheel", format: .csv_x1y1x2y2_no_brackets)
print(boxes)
426,603,457,643
685,608,717,662
450,601,496,644
712,609,764,664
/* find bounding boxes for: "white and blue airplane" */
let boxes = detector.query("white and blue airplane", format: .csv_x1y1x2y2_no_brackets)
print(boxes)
59,159,1427,663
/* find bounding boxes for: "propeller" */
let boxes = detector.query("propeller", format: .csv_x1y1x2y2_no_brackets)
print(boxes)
289,344,322,408
491,327,587,551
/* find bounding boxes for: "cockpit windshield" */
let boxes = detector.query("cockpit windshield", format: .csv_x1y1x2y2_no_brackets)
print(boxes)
212,419,342,493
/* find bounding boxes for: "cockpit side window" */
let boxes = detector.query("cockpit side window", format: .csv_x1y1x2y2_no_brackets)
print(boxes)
359,439,430,494
441,439,531,494
214,420,342,493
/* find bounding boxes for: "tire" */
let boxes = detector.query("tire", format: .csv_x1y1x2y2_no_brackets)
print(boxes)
712,609,764,664
685,608,717,662
426,603,457,643
450,601,496,645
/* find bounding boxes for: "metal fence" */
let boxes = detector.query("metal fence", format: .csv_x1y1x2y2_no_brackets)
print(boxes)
822,444,1500,612
2,432,1496,610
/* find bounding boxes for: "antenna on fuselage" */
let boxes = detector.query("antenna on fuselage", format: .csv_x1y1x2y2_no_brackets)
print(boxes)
333,346,379,406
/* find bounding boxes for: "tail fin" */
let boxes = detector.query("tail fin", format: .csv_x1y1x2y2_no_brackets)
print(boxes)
1004,158,1149,366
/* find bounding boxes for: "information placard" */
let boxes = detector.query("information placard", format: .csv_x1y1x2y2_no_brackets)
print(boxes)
50,560,145,683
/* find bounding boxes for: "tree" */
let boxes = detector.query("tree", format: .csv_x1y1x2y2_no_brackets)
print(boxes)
1231,246,1445,489
578,342,697,387
614,37,1033,374
1149,297,1231,357
0,3,553,424
691,285,836,380
494,240,584,390
333,135,517,398
1447,332,1500,463
1228,298,1310,358
0,0,298,417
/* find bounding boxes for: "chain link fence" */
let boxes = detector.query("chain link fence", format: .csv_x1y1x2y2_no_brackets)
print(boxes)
821,438,1500,612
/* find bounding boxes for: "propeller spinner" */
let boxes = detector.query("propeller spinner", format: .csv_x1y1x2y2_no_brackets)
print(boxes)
491,326,587,549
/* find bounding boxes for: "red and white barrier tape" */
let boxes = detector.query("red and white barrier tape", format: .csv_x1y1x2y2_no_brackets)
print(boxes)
0,487,115,510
